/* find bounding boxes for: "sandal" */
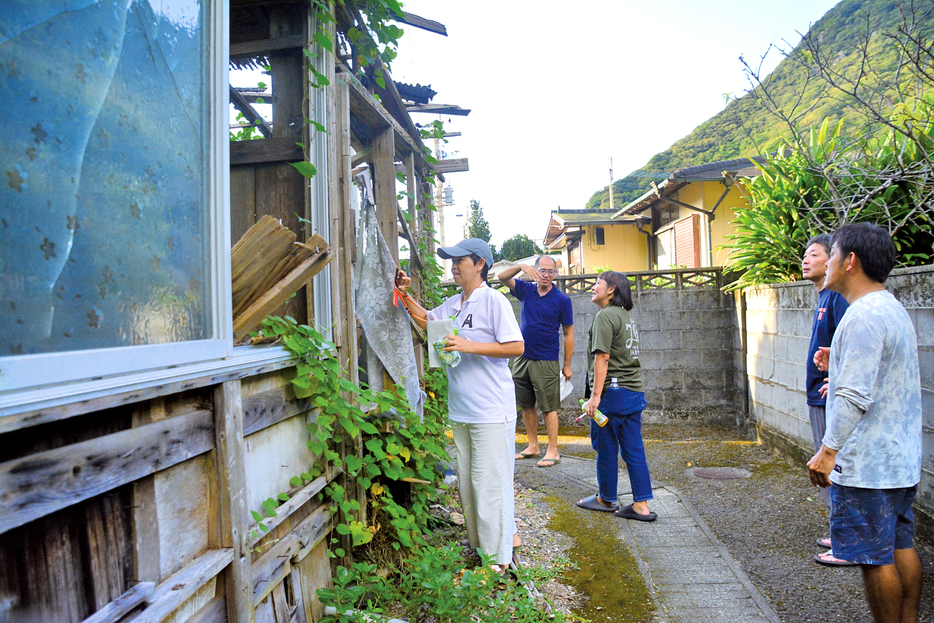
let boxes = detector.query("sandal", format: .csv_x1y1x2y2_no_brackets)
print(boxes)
816,536,832,549
576,494,619,512
614,503,657,522
814,550,858,567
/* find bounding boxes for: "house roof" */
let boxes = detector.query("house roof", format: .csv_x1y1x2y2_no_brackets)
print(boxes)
395,82,437,105
543,208,650,249
613,156,766,218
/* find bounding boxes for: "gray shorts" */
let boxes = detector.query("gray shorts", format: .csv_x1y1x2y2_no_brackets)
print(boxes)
511,356,560,413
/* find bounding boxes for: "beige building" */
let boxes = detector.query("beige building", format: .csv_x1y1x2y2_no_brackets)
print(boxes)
543,208,653,274
613,157,763,269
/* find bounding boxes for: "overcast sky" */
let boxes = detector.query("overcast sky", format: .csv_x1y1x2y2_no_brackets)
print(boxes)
388,0,841,248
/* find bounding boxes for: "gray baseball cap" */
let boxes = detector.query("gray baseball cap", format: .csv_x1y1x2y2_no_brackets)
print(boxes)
437,238,494,267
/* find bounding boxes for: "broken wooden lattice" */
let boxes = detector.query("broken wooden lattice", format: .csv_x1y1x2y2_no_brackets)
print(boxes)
231,215,331,342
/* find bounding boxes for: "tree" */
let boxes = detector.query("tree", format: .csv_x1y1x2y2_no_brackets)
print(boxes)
499,234,543,262
466,200,491,242
722,3,934,289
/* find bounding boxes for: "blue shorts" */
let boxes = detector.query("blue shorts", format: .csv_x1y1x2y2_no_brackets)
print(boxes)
829,483,916,566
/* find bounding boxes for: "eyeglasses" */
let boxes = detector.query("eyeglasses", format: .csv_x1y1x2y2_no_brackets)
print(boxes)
539,269,557,275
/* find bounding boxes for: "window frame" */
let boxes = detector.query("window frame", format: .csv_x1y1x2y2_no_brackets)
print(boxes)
0,2,306,417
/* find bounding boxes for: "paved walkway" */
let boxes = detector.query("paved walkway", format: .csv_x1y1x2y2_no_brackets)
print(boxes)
517,454,781,623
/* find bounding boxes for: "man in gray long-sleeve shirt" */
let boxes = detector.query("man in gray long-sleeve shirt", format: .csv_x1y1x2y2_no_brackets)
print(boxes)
808,223,922,623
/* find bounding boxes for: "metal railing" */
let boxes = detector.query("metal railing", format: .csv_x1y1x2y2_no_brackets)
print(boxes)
436,267,723,298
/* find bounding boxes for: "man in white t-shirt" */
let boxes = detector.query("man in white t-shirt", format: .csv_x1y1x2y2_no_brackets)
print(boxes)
808,223,922,623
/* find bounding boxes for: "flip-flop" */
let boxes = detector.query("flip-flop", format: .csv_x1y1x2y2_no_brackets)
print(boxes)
615,504,658,522
515,452,541,460
814,550,858,567
536,457,561,468
576,494,619,512
816,536,832,549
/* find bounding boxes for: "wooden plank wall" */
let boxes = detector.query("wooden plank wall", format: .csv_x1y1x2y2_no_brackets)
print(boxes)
0,370,336,623
0,2,440,621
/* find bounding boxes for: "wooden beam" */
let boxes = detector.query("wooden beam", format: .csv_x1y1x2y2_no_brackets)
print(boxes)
396,200,422,270
406,104,471,116
234,90,276,105
433,158,469,174
395,11,447,35
230,137,304,165
373,126,398,263
230,85,273,138
269,6,305,142
405,152,417,234
129,549,234,623
212,382,254,623
344,73,423,158
79,582,155,623
230,34,305,59
0,409,215,534
350,148,371,169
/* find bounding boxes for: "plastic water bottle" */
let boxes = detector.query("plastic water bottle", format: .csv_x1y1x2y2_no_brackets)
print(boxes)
577,399,609,427
609,378,619,390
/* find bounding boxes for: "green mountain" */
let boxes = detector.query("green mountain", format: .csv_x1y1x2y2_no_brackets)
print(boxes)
585,0,927,210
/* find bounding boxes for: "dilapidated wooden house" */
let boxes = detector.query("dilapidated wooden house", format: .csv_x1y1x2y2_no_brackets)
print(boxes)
0,1,453,621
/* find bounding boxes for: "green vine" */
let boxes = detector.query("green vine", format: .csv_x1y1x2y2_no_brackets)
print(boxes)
318,545,574,623
249,316,452,554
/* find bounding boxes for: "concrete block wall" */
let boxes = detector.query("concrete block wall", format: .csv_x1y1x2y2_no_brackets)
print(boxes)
564,284,737,423
746,265,934,516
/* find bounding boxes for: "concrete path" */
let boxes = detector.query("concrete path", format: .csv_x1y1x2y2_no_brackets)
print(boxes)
517,454,781,623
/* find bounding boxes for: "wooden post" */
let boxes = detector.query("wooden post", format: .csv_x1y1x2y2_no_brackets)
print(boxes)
373,126,397,263
211,382,254,623
406,152,417,240
131,399,165,585
269,6,305,142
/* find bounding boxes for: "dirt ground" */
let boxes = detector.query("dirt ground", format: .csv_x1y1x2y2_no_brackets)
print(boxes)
513,418,934,623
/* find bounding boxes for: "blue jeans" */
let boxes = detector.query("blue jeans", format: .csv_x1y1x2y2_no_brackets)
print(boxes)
591,388,653,504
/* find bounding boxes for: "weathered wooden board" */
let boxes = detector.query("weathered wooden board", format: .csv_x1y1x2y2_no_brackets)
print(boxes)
163,577,216,623
244,415,315,516
240,368,293,398
187,596,227,623
210,381,254,623
243,386,309,437
0,357,296,435
230,34,305,59
156,455,212,579
296,539,330,623
80,582,154,623
84,489,134,610
0,410,214,534
233,250,331,342
251,505,331,606
247,469,335,548
230,139,305,166
125,548,232,623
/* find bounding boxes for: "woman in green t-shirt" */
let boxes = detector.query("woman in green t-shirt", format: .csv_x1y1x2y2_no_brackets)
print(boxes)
576,271,657,521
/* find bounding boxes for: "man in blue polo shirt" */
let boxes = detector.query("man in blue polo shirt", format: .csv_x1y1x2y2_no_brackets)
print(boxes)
499,256,574,468
802,233,852,566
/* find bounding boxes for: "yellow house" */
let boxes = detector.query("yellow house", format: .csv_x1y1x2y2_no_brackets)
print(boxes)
542,208,652,274
613,157,763,268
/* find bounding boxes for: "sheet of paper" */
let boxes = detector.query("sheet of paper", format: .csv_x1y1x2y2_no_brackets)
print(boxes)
426,319,454,368
560,376,574,401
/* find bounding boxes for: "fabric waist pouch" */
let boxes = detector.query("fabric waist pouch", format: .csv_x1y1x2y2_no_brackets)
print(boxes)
600,386,646,416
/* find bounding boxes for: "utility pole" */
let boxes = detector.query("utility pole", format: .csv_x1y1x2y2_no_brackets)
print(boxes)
609,157,614,213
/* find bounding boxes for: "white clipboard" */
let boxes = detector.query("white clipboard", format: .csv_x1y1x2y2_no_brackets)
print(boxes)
427,319,454,368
